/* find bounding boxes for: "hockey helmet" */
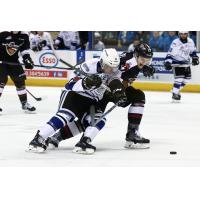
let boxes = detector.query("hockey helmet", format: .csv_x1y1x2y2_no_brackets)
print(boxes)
179,31,189,34
100,48,120,72
134,43,153,58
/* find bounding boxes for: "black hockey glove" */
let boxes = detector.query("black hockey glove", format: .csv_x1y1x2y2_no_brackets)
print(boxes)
142,65,155,77
164,61,172,70
38,40,47,50
32,46,39,52
121,66,141,82
23,54,34,69
112,88,127,107
192,56,199,66
82,74,102,90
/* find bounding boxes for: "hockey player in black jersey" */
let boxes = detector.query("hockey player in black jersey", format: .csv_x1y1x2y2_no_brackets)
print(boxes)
47,43,155,153
0,31,35,113
118,43,154,149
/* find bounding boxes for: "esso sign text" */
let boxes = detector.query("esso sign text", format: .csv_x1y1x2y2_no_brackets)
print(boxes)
39,52,58,67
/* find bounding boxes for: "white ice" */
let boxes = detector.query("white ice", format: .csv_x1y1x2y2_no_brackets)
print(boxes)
0,85,200,166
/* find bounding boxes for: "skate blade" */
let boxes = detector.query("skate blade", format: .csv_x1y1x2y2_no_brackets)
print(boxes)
24,110,37,114
72,147,95,155
26,145,46,153
124,141,150,149
171,99,180,103
47,143,58,150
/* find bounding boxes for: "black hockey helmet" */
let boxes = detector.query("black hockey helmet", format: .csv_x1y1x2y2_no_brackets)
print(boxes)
134,43,153,58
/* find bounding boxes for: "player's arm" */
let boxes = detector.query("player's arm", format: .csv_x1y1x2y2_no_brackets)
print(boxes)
119,51,134,67
108,78,127,107
189,41,199,66
20,33,34,69
164,41,177,70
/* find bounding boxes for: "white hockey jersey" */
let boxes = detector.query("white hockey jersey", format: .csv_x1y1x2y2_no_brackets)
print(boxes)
55,31,80,50
86,41,105,50
65,58,121,101
165,37,197,66
30,32,52,50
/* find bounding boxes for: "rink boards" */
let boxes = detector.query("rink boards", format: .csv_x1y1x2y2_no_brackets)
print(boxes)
7,50,200,92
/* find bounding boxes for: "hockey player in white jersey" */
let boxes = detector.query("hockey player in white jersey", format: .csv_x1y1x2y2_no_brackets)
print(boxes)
47,43,155,154
27,48,126,153
54,31,80,50
30,31,52,51
164,31,199,102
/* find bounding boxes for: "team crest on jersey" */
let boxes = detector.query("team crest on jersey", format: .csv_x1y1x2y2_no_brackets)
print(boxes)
3,42,20,56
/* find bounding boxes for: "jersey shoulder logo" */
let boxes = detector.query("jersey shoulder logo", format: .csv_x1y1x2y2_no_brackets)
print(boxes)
3,42,21,56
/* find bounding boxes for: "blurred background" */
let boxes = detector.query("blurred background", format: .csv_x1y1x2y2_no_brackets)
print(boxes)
32,31,198,52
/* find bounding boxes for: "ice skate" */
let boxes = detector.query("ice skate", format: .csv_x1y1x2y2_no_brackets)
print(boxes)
27,131,47,153
22,102,36,113
73,136,96,155
124,124,150,149
46,136,59,149
172,93,181,103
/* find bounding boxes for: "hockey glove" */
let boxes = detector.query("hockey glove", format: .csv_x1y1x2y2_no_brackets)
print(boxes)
23,54,34,69
192,56,199,66
112,88,127,107
142,65,155,77
164,61,172,70
82,74,102,90
38,40,47,50
121,66,140,81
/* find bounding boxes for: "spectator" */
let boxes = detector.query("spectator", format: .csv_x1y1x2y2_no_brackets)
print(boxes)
86,32,105,50
79,31,88,50
30,31,52,51
127,38,140,52
162,31,178,51
149,31,164,51
54,31,80,50
117,31,137,50
189,31,196,45
29,31,37,50
135,31,150,43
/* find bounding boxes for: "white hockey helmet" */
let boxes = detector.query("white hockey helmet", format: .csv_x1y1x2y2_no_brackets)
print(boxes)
179,31,189,34
94,32,101,38
100,48,120,71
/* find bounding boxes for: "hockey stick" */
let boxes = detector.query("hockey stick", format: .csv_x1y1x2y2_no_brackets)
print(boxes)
49,38,111,92
26,89,42,101
93,104,118,126
49,37,84,70
0,61,74,70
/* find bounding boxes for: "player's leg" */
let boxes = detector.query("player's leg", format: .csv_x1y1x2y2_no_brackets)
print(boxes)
73,107,107,154
0,64,9,112
0,82,7,113
181,66,191,90
46,119,83,149
47,105,107,154
124,86,149,149
28,91,95,152
172,67,185,102
9,65,36,112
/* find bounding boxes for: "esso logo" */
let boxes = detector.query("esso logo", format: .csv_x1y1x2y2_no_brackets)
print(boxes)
39,52,58,67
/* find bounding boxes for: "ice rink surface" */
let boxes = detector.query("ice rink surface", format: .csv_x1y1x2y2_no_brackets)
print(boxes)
0,85,200,167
